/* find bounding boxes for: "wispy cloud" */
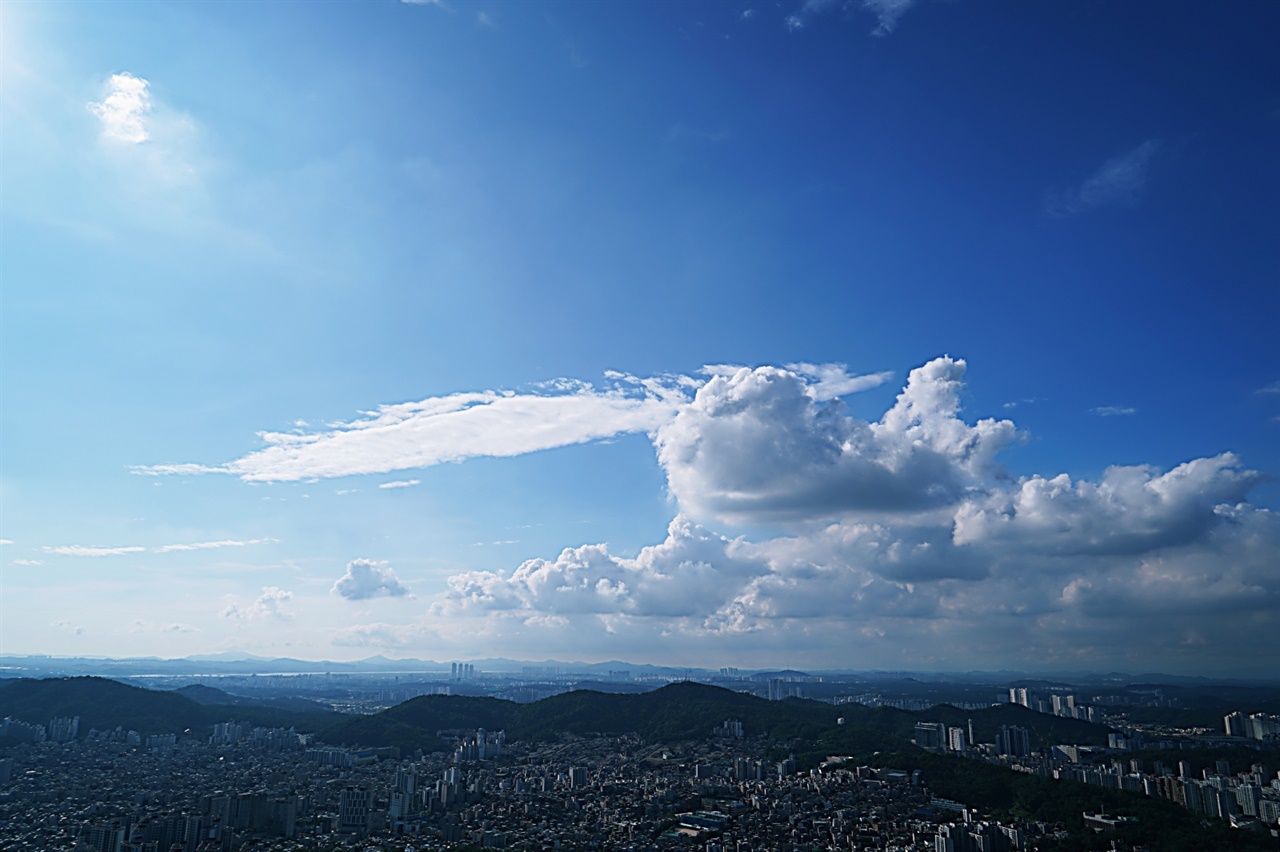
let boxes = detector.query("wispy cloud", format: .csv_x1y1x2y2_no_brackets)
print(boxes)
1002,397,1044,410
861,0,916,36
136,367,891,483
11,559,44,566
87,72,152,143
1091,406,1137,417
786,0,916,36
378,479,421,490
152,537,275,553
130,620,197,634
43,539,272,556
785,0,837,31
0,539,12,545
1046,140,1162,216
43,545,145,557
1256,380,1280,395
223,587,293,621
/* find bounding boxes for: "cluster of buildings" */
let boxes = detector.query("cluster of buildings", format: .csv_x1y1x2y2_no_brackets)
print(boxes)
1,715,80,744
909,706,1280,834
1043,757,1280,827
913,722,1033,760
1006,688,1098,724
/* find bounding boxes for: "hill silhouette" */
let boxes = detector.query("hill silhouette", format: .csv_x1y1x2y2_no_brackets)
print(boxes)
0,677,342,736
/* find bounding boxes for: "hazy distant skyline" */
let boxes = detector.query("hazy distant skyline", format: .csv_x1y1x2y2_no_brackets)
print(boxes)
1,1,1277,677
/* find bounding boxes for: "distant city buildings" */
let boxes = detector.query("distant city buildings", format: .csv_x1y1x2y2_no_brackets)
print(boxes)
1225,711,1280,741
766,678,805,701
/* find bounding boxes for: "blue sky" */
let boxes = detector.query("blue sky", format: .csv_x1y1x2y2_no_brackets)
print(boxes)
1,0,1277,676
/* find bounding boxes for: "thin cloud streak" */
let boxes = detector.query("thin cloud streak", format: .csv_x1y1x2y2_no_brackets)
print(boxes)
43,545,146,557
43,539,273,556
134,367,890,483
378,479,421,490
152,538,275,553
1046,140,1162,216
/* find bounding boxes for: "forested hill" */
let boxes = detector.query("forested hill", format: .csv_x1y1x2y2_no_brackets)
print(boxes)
0,677,342,736
316,680,1110,753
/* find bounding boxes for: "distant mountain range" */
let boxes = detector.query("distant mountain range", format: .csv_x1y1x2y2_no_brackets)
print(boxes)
0,653,713,678
1,653,1271,685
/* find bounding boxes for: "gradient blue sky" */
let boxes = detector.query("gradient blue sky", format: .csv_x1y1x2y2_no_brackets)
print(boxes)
2,0,1277,676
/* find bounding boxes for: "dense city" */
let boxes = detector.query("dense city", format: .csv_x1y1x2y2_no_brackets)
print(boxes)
0,715,1034,851
1,665,1277,851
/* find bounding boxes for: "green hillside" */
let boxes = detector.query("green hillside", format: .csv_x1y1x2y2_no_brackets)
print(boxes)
318,682,907,752
319,693,518,751
315,681,1114,756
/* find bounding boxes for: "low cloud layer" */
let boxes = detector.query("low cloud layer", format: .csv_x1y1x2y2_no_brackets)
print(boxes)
333,559,411,601
322,358,1274,675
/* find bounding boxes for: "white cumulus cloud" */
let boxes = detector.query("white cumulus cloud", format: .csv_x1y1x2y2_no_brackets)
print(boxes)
951,453,1262,554
437,516,769,619
333,559,412,601
657,357,1016,523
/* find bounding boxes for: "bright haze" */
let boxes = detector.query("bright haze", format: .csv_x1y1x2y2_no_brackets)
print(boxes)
1,0,1277,678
